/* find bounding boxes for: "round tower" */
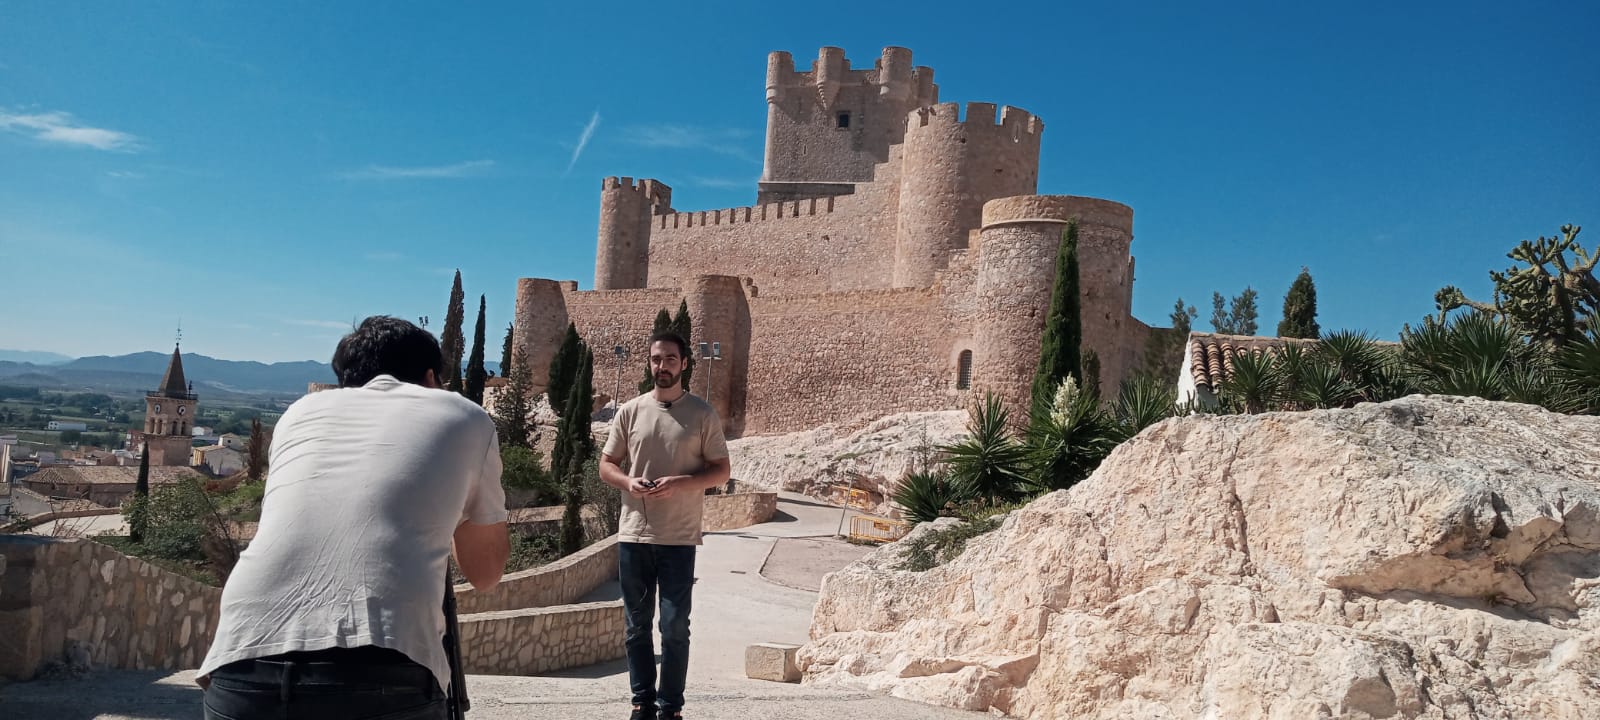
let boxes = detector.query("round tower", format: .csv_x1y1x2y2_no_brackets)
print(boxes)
894,102,1044,288
514,278,573,398
595,177,670,290
877,46,913,101
683,274,749,435
973,195,1134,410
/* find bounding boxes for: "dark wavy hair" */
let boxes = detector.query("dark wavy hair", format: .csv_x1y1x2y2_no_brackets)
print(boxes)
648,330,689,358
331,316,445,388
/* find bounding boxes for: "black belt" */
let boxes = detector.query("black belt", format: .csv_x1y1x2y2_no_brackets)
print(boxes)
215,646,437,695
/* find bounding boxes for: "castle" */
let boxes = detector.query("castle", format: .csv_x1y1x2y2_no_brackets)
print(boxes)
515,47,1158,437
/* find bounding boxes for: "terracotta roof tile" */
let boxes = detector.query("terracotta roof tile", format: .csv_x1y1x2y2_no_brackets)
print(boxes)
1186,332,1320,392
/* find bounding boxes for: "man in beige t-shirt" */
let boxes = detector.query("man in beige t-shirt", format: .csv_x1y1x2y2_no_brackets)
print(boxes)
600,331,731,720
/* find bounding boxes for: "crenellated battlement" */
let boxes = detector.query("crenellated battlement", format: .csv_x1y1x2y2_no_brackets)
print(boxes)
658,196,840,231
907,102,1044,136
766,46,937,108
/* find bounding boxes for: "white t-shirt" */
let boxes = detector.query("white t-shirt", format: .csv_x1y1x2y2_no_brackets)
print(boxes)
197,375,507,693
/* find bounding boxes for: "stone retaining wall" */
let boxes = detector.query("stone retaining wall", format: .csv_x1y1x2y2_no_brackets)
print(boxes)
702,491,778,532
458,600,626,675
454,535,619,614
0,536,220,681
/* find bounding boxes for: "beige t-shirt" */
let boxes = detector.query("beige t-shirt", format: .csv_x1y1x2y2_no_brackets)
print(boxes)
603,393,729,545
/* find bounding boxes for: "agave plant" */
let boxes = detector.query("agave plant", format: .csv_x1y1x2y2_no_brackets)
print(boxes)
939,392,1031,506
1024,377,1121,494
1218,350,1283,414
891,470,974,525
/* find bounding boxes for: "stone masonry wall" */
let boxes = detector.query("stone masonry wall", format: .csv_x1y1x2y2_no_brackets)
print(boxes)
459,600,625,676
701,491,779,533
453,535,619,615
0,536,220,680
646,166,903,297
741,287,973,436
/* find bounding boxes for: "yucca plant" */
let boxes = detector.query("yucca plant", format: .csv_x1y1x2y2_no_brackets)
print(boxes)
1023,377,1120,494
1218,350,1283,414
1316,330,1391,400
892,470,974,525
1112,373,1179,439
1292,360,1360,409
1555,320,1600,413
1401,311,1559,404
939,392,1031,506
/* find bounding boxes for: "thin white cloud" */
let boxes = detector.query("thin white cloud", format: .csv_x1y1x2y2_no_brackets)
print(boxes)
106,170,145,179
689,175,755,190
285,319,352,330
339,159,494,180
364,251,407,262
621,124,757,161
0,109,141,151
565,109,601,176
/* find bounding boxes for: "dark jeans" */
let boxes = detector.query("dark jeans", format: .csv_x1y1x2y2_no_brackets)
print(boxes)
202,646,445,720
620,541,696,714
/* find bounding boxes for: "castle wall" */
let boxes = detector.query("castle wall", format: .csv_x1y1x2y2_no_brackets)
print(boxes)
740,287,972,436
646,162,903,296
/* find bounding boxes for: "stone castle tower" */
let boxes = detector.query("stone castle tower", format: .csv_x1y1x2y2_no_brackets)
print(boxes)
519,46,1153,437
143,345,197,466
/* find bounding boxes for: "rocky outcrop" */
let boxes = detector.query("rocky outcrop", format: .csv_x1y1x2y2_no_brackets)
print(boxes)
800,396,1600,718
729,410,967,514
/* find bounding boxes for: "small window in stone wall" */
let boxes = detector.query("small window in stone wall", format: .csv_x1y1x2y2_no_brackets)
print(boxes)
836,112,850,129
956,350,973,390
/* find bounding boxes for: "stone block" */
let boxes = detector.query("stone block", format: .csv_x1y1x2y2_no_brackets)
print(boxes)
744,642,801,682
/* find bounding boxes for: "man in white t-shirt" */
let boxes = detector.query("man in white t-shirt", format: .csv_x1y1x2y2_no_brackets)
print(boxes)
196,316,509,720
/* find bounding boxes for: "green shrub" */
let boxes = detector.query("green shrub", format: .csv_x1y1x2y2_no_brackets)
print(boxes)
892,470,973,525
896,517,1002,572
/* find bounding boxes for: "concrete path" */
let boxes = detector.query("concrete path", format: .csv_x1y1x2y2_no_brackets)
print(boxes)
0,493,985,719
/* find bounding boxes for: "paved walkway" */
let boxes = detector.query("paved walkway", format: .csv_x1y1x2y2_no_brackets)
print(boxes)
1,493,984,719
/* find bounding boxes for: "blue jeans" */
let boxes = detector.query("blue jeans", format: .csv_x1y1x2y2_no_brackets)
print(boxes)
619,541,696,714
202,647,445,720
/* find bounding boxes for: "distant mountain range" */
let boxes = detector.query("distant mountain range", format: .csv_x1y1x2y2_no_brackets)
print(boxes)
0,350,74,365
0,349,500,397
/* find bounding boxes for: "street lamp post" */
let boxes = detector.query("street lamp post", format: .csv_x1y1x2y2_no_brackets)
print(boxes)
697,341,722,406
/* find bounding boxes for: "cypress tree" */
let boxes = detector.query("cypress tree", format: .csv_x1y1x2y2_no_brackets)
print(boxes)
130,446,150,543
1277,267,1320,338
465,295,489,405
440,270,467,392
495,348,535,449
1030,220,1083,421
548,323,581,417
639,308,673,393
555,345,595,555
671,299,695,393
499,322,515,377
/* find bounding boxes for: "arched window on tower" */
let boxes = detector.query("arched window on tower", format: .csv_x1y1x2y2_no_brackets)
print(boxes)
956,350,973,390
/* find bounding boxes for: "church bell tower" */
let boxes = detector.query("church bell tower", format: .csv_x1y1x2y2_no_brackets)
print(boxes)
144,344,198,466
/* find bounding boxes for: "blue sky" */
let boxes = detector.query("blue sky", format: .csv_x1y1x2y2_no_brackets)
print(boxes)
1,1,1595,363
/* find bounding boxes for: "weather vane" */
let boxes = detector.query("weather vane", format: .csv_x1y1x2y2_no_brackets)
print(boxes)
176,320,183,347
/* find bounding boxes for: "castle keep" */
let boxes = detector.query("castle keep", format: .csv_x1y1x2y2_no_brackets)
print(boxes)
516,47,1154,437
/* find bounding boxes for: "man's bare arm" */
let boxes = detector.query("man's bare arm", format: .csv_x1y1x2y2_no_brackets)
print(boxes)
601,453,655,496
453,520,509,591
